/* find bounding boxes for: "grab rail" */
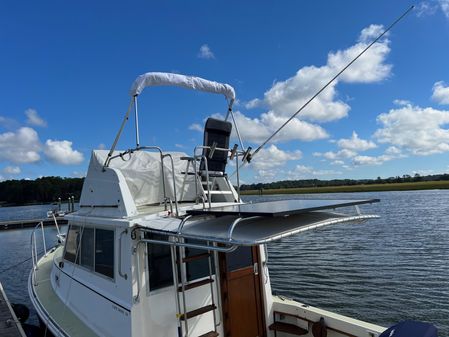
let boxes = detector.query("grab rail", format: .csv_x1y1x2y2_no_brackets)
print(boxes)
30,217,64,286
162,153,179,216
118,229,128,280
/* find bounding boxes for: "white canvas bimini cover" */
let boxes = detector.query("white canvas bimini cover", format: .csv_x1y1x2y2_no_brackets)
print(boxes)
129,72,236,101
86,150,197,207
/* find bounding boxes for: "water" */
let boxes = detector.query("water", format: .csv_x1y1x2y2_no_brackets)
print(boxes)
0,191,448,335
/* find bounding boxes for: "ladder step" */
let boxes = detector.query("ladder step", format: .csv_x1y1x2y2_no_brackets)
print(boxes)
198,332,219,337
178,278,213,292
182,252,210,263
180,304,217,321
203,191,233,194
269,322,308,335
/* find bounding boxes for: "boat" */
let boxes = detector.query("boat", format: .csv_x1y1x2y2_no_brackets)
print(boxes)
28,72,435,337
47,210,65,218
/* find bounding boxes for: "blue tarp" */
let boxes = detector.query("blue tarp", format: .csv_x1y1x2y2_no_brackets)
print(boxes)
379,320,437,337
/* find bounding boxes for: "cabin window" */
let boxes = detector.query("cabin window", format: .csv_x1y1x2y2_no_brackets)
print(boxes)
184,240,215,281
147,233,174,291
227,246,253,271
80,227,94,269
64,225,80,263
95,228,115,279
63,225,115,279
146,234,215,291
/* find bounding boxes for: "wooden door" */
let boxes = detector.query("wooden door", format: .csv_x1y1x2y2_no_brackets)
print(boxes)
219,246,265,337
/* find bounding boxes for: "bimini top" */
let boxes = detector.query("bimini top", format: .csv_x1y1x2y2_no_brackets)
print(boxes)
129,72,236,101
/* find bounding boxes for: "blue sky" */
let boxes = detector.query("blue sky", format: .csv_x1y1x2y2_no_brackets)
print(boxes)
1,1,449,183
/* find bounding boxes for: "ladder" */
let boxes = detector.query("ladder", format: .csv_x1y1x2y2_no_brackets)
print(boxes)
179,156,238,206
171,241,220,337
200,175,237,205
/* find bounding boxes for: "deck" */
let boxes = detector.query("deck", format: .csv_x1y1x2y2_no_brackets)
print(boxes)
0,282,26,337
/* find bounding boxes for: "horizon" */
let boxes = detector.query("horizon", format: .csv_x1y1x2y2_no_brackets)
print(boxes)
1,1,449,184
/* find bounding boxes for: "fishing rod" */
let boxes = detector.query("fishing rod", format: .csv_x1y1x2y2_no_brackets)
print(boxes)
234,5,414,172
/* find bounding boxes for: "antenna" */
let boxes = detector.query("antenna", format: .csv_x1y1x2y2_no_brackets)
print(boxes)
241,5,414,166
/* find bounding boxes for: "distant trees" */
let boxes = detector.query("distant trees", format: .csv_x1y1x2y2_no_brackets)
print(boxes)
0,177,84,205
240,173,449,191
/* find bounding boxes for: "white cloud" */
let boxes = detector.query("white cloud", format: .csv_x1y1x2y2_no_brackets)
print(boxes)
432,81,449,105
375,104,449,155
393,99,411,106
287,165,342,179
98,143,106,150
329,25,391,84
175,143,185,149
198,44,215,59
245,98,262,109
263,65,351,122
2,166,21,174
416,1,438,17
234,24,391,148
314,148,357,160
352,155,392,166
416,1,449,19
250,144,302,170
358,24,386,43
224,111,328,143
44,140,84,165
337,131,377,151
25,108,47,127
385,146,402,155
439,0,449,18
189,123,203,132
0,127,41,163
250,25,390,123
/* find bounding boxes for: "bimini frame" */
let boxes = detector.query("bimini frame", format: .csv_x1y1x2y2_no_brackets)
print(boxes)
103,72,245,170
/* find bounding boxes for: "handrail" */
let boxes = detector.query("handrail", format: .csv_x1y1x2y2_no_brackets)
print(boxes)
162,153,179,216
177,215,193,234
30,217,65,286
198,155,211,209
227,216,261,242
118,229,128,280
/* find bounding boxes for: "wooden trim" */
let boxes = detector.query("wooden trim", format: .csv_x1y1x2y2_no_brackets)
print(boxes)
273,311,358,337
253,246,266,337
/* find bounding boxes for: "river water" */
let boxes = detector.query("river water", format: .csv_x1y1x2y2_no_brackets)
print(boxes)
0,191,448,335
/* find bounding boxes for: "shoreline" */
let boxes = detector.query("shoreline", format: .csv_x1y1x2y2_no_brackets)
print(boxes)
241,180,449,195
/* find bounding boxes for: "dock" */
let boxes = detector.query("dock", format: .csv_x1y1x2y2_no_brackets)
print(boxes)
0,282,26,337
0,217,67,230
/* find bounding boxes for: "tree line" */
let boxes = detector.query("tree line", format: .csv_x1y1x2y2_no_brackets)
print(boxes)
240,173,449,191
0,177,84,206
2,172,449,205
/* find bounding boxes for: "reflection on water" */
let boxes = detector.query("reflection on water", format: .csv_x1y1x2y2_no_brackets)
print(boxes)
0,191,448,334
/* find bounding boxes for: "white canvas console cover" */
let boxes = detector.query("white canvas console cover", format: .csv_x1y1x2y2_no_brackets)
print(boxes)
129,72,236,100
82,150,197,208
